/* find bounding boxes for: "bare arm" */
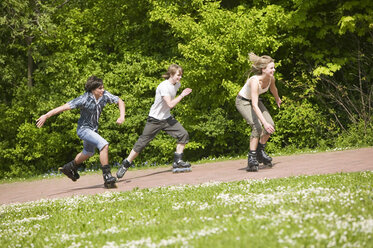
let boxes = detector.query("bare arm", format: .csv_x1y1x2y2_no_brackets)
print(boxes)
163,88,192,109
269,77,282,108
250,78,275,134
36,103,71,128
116,98,125,124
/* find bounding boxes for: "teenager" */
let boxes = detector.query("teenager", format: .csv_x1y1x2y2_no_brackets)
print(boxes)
36,76,125,187
236,53,282,171
117,64,192,178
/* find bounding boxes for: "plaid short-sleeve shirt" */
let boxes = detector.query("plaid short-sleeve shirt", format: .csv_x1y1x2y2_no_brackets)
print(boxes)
68,91,119,131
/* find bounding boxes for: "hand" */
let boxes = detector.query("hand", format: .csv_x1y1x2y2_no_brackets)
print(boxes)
276,98,282,108
116,116,125,125
36,115,48,128
264,122,275,134
180,88,192,97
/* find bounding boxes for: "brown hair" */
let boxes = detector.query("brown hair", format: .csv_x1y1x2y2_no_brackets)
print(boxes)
248,52,274,75
85,76,103,92
162,64,183,79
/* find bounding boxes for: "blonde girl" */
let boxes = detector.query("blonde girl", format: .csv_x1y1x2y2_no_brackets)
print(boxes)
236,53,282,171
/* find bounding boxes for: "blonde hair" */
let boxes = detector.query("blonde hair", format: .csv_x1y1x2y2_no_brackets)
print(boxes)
248,52,274,75
162,64,183,79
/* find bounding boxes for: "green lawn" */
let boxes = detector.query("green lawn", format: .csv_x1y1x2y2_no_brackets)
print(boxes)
1,171,372,247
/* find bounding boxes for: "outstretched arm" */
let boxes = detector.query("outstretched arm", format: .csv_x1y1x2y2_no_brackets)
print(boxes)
36,103,71,128
116,98,125,124
163,88,192,109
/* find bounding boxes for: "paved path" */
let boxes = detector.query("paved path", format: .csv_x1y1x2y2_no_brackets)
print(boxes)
1,148,372,205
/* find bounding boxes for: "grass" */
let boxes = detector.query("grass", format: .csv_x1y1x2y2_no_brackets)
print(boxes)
1,171,372,247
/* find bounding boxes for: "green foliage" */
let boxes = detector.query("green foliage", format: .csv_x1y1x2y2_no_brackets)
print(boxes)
334,117,373,148
1,0,372,178
270,98,337,151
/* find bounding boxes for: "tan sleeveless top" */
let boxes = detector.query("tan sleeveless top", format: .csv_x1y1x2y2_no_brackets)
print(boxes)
238,75,271,100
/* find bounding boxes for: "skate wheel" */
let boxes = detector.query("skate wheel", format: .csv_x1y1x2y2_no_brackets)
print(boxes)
265,162,273,168
58,167,77,182
246,166,259,172
104,182,117,189
172,168,192,173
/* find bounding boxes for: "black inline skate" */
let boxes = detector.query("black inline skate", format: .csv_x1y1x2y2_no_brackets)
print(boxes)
116,159,131,179
172,153,191,173
246,151,259,172
256,143,273,167
102,164,117,188
59,160,80,181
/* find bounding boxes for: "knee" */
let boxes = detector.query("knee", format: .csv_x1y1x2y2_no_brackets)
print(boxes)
251,125,262,138
178,130,189,144
83,150,94,157
100,144,109,153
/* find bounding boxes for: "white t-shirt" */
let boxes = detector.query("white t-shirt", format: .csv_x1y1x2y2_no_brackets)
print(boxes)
238,75,271,99
148,80,181,120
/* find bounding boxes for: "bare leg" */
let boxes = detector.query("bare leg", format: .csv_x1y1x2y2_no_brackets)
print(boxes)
99,145,109,166
127,149,139,163
74,152,91,165
250,137,259,151
259,133,271,145
176,143,185,154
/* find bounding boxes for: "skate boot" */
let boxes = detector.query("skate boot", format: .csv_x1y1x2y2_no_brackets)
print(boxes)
116,159,131,179
59,160,80,181
172,153,191,173
256,143,273,167
246,151,259,172
103,164,117,188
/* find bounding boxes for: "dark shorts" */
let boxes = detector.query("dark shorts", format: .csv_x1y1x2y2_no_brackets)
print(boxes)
132,116,189,153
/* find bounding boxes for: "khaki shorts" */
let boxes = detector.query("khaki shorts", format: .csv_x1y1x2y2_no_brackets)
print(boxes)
235,96,274,139
133,116,189,153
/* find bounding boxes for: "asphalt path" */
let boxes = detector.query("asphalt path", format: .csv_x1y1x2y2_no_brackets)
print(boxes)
0,148,372,205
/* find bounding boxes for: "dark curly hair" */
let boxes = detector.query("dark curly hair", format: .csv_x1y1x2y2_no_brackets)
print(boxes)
85,76,103,92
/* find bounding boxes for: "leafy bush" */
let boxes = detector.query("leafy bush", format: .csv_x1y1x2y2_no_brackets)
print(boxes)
269,98,338,151
334,118,373,148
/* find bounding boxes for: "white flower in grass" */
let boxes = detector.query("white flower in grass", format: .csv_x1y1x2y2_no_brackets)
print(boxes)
182,217,191,223
118,237,153,248
172,203,183,210
200,216,214,222
119,226,228,248
101,191,117,198
102,226,122,234
199,181,222,187
12,215,51,225
198,202,210,210
167,185,188,191
69,242,82,248
102,241,120,248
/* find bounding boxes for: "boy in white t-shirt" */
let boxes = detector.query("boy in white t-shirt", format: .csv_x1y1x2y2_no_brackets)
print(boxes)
117,64,192,178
